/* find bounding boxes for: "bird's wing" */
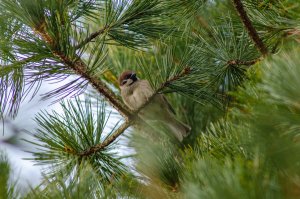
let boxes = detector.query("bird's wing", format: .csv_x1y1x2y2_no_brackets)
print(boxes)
140,79,176,115
161,95,176,115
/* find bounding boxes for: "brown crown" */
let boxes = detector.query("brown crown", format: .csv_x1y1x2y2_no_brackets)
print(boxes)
118,70,135,85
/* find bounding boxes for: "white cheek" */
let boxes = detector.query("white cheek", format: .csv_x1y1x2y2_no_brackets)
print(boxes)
126,79,133,86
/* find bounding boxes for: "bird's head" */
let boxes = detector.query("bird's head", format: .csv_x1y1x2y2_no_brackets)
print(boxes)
119,70,138,88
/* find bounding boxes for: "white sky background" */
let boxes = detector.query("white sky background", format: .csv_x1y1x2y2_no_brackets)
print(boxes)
0,82,63,194
0,79,133,195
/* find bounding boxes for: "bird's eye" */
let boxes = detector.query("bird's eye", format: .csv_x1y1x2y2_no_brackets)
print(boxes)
121,80,127,85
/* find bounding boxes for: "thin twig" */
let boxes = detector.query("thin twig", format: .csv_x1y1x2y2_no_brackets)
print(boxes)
134,67,191,114
286,28,300,43
227,57,262,66
232,0,268,56
0,56,41,68
79,121,133,156
75,26,109,49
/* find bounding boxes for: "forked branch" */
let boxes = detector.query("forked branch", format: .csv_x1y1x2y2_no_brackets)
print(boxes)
79,67,191,157
36,25,191,156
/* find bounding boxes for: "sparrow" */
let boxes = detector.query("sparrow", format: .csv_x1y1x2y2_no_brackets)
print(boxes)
119,70,191,141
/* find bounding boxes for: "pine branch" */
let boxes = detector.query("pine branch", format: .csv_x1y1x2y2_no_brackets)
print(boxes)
33,17,191,156
56,52,132,118
136,67,191,113
0,56,41,68
75,25,109,49
33,28,138,156
34,29,132,118
79,121,133,156
78,67,191,157
227,57,262,67
232,0,268,56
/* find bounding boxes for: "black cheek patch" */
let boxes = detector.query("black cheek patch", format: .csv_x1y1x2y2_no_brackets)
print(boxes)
122,80,127,85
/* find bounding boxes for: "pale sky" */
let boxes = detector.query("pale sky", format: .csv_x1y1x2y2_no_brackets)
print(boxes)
0,82,64,193
0,79,133,195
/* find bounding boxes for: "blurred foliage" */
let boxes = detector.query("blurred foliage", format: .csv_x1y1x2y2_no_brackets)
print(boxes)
0,152,18,199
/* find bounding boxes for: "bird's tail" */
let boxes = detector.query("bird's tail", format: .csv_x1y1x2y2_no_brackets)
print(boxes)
167,118,191,142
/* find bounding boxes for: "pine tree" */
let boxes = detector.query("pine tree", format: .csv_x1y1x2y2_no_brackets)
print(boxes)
1,0,300,198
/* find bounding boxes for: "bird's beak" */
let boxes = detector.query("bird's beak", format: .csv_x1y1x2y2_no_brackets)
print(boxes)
128,73,137,86
129,73,137,81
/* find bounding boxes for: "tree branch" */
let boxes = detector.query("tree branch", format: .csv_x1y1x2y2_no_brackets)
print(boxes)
35,30,132,118
227,57,262,67
0,56,42,68
79,121,133,156
75,26,109,49
54,52,133,118
135,67,191,114
232,0,268,56
36,27,191,156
